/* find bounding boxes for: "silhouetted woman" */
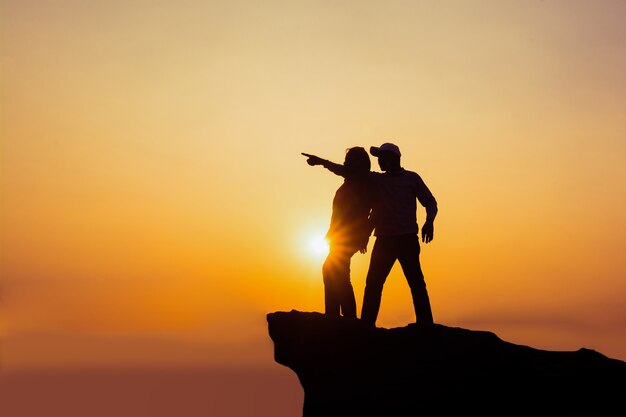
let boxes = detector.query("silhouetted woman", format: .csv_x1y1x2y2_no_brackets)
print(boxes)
302,147,374,318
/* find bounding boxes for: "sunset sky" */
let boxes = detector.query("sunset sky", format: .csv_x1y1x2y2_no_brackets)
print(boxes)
2,0,626,374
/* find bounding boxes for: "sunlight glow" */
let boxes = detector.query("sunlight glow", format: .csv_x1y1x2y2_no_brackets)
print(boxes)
308,234,330,259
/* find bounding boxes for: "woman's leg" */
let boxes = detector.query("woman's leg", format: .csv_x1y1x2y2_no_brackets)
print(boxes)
322,250,341,316
323,246,357,318
337,248,358,319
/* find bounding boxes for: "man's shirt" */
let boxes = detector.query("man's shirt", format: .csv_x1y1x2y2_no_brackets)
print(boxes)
371,169,437,237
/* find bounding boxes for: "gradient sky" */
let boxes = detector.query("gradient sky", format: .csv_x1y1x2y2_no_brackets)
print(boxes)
2,0,626,371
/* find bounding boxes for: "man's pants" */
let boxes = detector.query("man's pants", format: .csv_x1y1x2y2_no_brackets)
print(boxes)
361,234,434,326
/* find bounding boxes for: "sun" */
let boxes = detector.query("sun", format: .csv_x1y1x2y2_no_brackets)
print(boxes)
297,223,331,263
308,234,329,259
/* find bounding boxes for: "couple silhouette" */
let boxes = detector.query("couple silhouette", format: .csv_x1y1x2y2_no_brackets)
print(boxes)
302,143,438,327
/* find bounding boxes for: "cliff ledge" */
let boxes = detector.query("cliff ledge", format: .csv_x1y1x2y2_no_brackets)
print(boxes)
267,310,626,416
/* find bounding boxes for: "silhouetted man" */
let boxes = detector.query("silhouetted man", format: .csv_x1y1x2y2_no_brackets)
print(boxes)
302,142,438,327
361,143,437,327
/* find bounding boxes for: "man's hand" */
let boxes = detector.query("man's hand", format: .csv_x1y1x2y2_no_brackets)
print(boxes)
358,242,368,254
357,236,369,254
301,152,324,166
421,221,434,244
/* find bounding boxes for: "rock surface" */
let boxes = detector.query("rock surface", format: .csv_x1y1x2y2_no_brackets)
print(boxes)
267,310,626,417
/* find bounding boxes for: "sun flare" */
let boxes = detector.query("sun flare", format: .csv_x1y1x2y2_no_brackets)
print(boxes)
308,234,330,259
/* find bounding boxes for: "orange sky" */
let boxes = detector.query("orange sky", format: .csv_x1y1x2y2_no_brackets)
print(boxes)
2,0,626,370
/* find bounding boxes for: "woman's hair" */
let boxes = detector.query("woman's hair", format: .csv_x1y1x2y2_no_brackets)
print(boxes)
344,146,371,175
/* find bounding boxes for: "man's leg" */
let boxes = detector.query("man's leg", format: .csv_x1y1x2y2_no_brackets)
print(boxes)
360,237,396,326
397,234,434,324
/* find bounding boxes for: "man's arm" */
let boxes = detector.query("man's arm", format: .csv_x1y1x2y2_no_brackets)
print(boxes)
421,200,437,244
301,153,346,177
414,172,437,244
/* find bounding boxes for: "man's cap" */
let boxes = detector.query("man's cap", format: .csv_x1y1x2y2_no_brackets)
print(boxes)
370,142,401,157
